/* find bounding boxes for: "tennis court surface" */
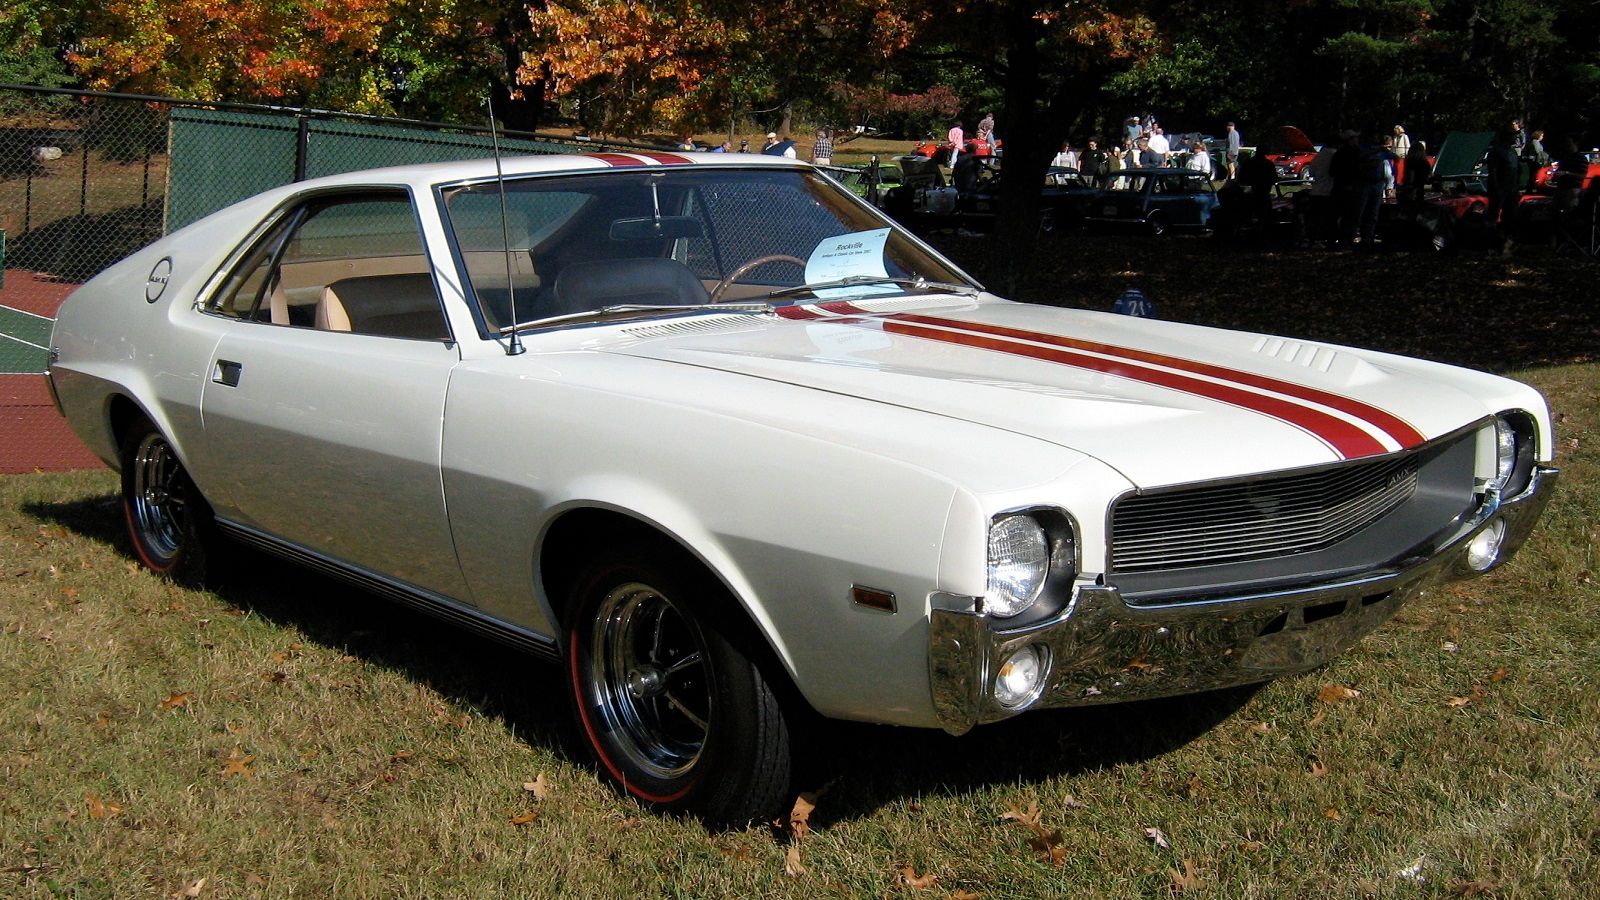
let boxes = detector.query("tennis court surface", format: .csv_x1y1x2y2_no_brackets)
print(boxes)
1,270,103,473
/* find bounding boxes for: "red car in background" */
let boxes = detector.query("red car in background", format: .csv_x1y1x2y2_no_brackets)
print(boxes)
1265,126,1319,179
1534,156,1600,190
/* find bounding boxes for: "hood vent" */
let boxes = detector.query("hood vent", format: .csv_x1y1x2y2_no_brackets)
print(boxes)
622,315,760,340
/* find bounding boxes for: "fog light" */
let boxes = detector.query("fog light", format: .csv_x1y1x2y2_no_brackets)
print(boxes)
1466,519,1507,572
994,644,1049,709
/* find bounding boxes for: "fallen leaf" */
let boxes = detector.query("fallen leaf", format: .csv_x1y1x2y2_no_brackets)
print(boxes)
1398,855,1427,882
182,877,206,897
85,793,124,819
1062,794,1084,809
1143,826,1170,849
1308,709,1327,728
1324,807,1342,821
390,750,413,763
1489,667,1508,683
1309,760,1329,777
788,791,819,841
524,772,551,801
900,865,939,889
261,671,286,684
1001,800,1043,828
1446,696,1472,709
510,811,538,826
1441,641,1460,653
1248,721,1273,735
1169,859,1204,891
1317,684,1361,704
784,843,806,877
1451,878,1499,896
160,691,194,711
221,747,255,779
1028,831,1067,867
949,891,981,900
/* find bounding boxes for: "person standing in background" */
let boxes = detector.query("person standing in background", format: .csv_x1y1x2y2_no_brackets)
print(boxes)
1225,122,1242,179
812,127,833,166
947,120,964,167
1391,125,1411,189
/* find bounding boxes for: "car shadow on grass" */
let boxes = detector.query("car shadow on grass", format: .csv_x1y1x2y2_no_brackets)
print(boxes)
32,492,1264,825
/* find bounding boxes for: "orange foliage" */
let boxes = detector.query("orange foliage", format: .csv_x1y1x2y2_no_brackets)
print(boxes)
69,0,390,101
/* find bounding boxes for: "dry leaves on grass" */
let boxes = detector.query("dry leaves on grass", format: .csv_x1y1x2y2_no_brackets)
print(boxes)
85,793,124,819
778,790,822,878
523,772,551,801
1001,800,1066,866
1169,859,1203,892
899,864,939,889
160,691,194,711
1317,684,1361,704
1143,826,1170,850
220,747,254,779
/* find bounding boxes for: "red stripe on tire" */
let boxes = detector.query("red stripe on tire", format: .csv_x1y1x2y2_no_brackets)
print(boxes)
568,631,694,805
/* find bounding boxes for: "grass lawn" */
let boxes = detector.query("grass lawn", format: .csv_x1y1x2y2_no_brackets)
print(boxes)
2,238,1596,897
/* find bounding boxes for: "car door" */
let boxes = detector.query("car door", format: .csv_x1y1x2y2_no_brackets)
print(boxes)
196,189,470,601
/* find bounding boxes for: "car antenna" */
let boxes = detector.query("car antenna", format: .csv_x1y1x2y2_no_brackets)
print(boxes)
488,86,525,356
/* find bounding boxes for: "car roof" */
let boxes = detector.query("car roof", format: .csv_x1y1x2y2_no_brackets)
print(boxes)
289,151,811,192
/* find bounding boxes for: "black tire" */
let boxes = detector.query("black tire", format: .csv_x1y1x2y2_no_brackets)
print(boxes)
118,416,217,583
1147,212,1169,237
566,548,791,825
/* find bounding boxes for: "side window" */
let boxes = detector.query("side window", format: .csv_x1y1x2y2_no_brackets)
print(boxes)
209,192,449,340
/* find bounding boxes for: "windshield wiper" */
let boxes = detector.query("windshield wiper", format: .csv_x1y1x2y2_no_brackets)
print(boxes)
765,275,979,301
498,302,772,334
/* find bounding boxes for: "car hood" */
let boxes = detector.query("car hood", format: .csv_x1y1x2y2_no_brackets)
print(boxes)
603,297,1499,489
1278,125,1317,154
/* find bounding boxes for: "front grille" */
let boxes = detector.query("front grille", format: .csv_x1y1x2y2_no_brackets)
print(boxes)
1110,455,1420,573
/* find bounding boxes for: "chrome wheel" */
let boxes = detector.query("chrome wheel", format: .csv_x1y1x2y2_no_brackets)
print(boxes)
129,431,189,565
585,582,712,781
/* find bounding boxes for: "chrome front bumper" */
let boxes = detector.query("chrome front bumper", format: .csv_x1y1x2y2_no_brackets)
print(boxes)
927,465,1559,736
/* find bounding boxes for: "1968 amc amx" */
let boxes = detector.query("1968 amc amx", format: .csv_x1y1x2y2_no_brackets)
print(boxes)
48,152,1556,823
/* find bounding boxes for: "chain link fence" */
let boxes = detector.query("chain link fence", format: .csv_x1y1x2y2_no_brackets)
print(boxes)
0,83,674,327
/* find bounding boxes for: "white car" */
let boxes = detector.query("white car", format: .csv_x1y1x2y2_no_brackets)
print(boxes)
47,152,1557,823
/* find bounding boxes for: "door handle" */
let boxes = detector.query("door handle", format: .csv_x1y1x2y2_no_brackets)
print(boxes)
212,359,243,387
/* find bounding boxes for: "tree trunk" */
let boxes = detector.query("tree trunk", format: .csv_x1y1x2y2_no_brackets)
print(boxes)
991,7,1046,298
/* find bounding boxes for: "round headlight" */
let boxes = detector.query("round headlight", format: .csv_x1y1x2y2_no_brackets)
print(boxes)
985,515,1049,618
1494,417,1517,487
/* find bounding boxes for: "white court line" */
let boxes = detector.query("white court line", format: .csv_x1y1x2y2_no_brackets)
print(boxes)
0,302,55,321
1,331,50,351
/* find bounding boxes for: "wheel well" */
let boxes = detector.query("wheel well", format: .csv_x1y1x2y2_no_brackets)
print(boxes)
538,507,814,716
107,395,146,455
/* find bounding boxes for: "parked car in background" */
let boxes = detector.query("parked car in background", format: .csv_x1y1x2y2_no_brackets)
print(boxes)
1086,167,1221,235
48,151,1557,825
1265,125,1320,179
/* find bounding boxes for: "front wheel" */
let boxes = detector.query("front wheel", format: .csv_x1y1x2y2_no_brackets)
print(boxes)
566,550,791,824
119,417,214,582
1146,211,1169,237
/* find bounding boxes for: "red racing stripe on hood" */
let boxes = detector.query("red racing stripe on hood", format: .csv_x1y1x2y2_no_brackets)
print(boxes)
894,313,1425,449
585,153,647,167
877,318,1390,458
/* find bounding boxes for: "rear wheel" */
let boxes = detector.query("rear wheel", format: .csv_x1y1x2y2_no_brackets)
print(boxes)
566,549,791,825
1147,211,1169,237
119,417,215,582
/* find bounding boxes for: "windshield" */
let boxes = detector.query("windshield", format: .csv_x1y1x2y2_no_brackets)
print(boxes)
439,167,973,331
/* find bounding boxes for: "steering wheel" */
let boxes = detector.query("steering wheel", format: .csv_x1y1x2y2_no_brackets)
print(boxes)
709,254,807,303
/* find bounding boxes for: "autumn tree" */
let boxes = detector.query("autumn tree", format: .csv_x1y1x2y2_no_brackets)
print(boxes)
525,0,919,138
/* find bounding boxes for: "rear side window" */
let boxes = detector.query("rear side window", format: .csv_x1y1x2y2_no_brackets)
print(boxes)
207,192,450,341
